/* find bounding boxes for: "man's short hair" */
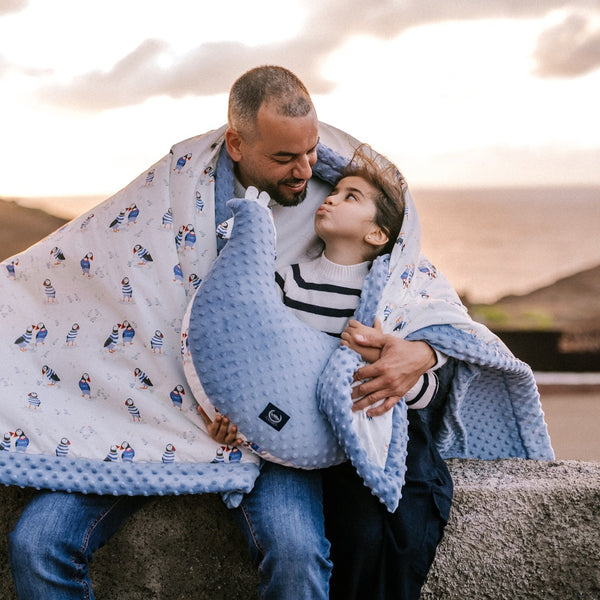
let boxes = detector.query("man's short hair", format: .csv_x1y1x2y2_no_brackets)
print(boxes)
228,65,314,134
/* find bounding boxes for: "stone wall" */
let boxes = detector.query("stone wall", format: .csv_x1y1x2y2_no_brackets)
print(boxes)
1,458,598,599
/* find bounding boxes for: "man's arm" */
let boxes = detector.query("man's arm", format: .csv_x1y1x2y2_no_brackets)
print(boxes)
341,319,437,417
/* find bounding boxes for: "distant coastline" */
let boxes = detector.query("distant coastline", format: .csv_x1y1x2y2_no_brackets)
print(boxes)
6,194,107,220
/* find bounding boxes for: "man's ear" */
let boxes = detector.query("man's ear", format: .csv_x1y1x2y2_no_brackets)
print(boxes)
225,128,243,161
365,227,389,248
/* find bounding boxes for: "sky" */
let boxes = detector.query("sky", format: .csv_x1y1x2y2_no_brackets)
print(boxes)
1,0,599,199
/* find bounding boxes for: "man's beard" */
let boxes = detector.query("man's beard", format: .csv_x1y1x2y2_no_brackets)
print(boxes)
265,180,308,207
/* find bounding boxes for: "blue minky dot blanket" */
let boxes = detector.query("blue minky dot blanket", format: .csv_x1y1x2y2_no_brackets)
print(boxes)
185,183,554,511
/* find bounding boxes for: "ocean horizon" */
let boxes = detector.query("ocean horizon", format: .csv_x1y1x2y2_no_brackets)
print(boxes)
6,185,600,304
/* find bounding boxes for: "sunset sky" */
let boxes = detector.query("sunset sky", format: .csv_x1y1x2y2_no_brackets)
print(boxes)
1,0,599,198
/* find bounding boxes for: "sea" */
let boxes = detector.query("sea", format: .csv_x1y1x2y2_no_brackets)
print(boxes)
12,185,600,304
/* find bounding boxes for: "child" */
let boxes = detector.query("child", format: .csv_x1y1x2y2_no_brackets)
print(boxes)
208,145,445,444
202,147,452,599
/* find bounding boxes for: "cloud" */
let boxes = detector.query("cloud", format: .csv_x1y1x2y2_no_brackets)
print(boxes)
533,12,600,77
37,37,339,111
0,0,27,16
34,0,600,111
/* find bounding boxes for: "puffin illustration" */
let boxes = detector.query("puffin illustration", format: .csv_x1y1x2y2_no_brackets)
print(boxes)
104,444,119,462
55,437,71,457
43,279,56,302
109,210,126,231
120,320,135,345
14,326,34,351
145,169,155,185
127,204,139,225
173,263,183,283
216,220,230,239
133,368,153,389
78,373,92,398
6,259,18,279
133,244,153,265
119,441,135,462
50,246,66,265
180,332,188,360
203,165,215,181
121,276,133,302
80,213,95,231
34,322,48,346
161,443,176,463
124,398,141,422
169,384,185,410
162,207,173,229
211,446,226,463
195,191,204,213
150,330,164,353
393,317,407,332
229,446,242,463
66,323,80,346
1,432,11,451
400,265,415,288
27,391,40,409
173,152,192,173
104,325,120,352
184,225,196,250
383,304,393,321
80,252,94,277
188,273,201,290
42,365,60,385
418,262,438,279
12,429,29,452
175,226,185,248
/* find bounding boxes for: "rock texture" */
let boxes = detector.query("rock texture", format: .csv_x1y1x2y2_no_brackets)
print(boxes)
0,458,598,599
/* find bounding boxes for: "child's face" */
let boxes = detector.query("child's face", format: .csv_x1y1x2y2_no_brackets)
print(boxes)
314,175,379,244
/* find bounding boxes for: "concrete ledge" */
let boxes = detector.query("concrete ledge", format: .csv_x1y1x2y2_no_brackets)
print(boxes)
1,459,599,599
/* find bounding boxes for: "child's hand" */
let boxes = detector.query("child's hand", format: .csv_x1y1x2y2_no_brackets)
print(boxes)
198,406,242,447
340,318,383,364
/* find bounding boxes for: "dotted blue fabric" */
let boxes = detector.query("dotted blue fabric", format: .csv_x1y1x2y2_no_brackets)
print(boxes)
188,197,346,468
0,453,258,497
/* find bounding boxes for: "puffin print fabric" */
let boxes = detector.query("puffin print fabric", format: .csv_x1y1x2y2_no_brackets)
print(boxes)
0,127,261,502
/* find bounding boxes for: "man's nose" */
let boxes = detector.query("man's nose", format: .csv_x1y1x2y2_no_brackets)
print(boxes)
292,154,313,180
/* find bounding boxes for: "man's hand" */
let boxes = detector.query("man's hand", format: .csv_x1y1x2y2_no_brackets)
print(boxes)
198,406,242,447
342,320,437,417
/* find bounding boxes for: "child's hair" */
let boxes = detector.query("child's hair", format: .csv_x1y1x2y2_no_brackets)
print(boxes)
343,144,406,256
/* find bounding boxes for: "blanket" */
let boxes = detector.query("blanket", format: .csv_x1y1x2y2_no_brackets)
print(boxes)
183,179,555,511
0,127,261,505
0,122,554,511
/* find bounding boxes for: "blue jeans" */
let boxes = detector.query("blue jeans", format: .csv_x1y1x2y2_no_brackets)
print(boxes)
9,469,331,600
8,491,148,600
231,461,332,600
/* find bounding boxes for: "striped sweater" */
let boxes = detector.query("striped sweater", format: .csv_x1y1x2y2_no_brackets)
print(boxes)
276,254,441,409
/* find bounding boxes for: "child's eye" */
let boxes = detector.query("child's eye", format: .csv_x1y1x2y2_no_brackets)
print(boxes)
347,193,357,201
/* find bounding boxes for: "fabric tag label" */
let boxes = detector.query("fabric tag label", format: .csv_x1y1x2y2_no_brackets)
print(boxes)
259,403,290,431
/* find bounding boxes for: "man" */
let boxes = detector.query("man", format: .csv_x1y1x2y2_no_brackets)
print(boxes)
6,66,449,599
210,66,450,600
